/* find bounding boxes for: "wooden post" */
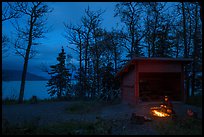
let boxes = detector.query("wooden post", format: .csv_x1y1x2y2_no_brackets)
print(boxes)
181,64,185,102
135,62,139,103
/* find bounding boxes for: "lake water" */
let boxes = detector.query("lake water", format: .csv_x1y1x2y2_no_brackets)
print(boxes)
2,81,52,100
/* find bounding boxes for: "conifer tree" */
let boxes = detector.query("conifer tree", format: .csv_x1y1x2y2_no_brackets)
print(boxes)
46,47,71,99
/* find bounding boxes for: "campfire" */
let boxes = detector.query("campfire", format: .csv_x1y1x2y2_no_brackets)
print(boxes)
150,96,173,118
150,107,170,117
130,96,174,125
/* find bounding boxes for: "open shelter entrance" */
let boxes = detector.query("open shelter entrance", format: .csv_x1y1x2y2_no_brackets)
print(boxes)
139,72,181,101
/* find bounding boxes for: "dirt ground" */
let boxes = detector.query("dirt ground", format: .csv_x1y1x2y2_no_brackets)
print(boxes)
2,101,202,135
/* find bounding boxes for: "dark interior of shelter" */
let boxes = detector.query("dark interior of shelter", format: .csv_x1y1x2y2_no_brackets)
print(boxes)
139,72,181,101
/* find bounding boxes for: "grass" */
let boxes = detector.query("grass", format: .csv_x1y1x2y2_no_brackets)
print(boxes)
2,98,39,105
64,98,121,114
39,119,112,135
66,101,92,113
2,97,65,105
65,100,109,114
3,98,202,135
2,99,121,135
2,117,112,135
154,117,202,135
2,116,41,135
2,96,121,105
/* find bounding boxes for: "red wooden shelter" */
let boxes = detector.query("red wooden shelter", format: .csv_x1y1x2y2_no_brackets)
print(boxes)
116,57,193,105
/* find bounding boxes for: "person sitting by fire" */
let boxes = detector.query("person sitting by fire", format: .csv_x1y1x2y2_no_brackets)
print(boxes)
160,96,174,114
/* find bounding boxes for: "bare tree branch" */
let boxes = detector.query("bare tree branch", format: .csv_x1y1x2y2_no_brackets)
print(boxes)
2,2,21,21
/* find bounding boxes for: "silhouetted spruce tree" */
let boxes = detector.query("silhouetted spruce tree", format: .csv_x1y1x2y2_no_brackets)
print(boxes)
102,63,115,90
101,62,119,100
46,47,71,99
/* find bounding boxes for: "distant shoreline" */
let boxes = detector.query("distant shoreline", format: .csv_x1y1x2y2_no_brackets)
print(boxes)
2,69,49,81
3,80,49,82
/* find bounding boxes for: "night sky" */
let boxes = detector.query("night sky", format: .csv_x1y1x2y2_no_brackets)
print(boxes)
2,2,122,78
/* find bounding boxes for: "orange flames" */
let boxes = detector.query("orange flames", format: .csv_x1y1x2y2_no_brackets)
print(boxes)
152,109,170,117
150,106,170,117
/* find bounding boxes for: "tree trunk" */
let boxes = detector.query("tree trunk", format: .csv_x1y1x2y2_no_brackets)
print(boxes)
182,2,188,58
191,4,199,97
152,7,158,57
187,7,192,57
84,38,88,98
79,33,82,97
96,53,100,96
199,2,202,22
176,34,179,58
114,44,118,74
131,30,134,59
18,16,34,104
182,2,190,99
18,57,29,103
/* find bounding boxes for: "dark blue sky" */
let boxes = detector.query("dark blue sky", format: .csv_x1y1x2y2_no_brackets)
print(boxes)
2,2,177,78
2,2,121,78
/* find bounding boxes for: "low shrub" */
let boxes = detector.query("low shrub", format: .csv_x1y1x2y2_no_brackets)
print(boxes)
2,97,18,105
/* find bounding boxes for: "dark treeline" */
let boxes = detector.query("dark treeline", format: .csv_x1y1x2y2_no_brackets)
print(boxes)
62,2,202,100
2,2,202,102
64,7,124,100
